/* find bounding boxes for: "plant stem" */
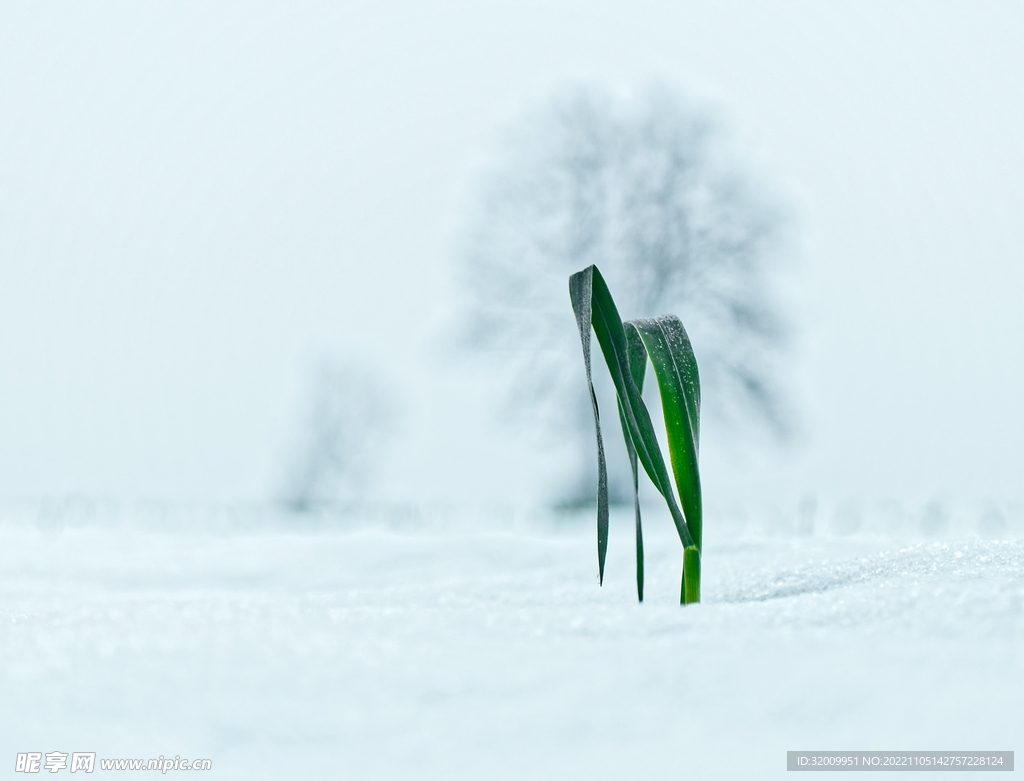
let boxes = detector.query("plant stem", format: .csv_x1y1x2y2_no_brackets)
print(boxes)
681,545,700,604
636,514,644,603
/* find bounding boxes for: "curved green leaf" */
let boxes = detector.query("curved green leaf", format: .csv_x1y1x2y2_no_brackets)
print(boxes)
627,316,702,552
568,268,610,585
618,324,647,602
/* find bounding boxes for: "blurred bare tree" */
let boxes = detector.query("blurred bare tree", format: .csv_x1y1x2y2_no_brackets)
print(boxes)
281,360,398,512
456,85,792,505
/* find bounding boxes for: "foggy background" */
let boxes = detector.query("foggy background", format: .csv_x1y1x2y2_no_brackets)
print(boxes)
2,1,1023,513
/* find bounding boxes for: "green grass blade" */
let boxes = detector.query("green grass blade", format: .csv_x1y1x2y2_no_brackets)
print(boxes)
620,325,647,602
627,316,702,552
568,267,610,585
570,267,696,554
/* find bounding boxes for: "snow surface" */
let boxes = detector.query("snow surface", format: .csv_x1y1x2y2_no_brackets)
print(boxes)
1,504,1022,779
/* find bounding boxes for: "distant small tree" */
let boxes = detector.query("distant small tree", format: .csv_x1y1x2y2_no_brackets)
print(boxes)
281,360,397,512
456,85,792,505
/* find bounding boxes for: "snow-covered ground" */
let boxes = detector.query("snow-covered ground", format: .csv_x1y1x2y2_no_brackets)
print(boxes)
1,503,1021,779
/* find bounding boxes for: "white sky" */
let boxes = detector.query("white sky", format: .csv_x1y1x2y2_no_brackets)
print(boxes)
1,1,1022,506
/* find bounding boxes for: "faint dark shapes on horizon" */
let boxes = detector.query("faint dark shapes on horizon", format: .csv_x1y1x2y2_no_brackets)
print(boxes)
281,360,398,513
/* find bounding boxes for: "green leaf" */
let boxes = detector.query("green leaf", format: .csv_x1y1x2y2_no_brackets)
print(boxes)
569,266,696,588
618,324,647,602
568,268,610,585
626,316,702,552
